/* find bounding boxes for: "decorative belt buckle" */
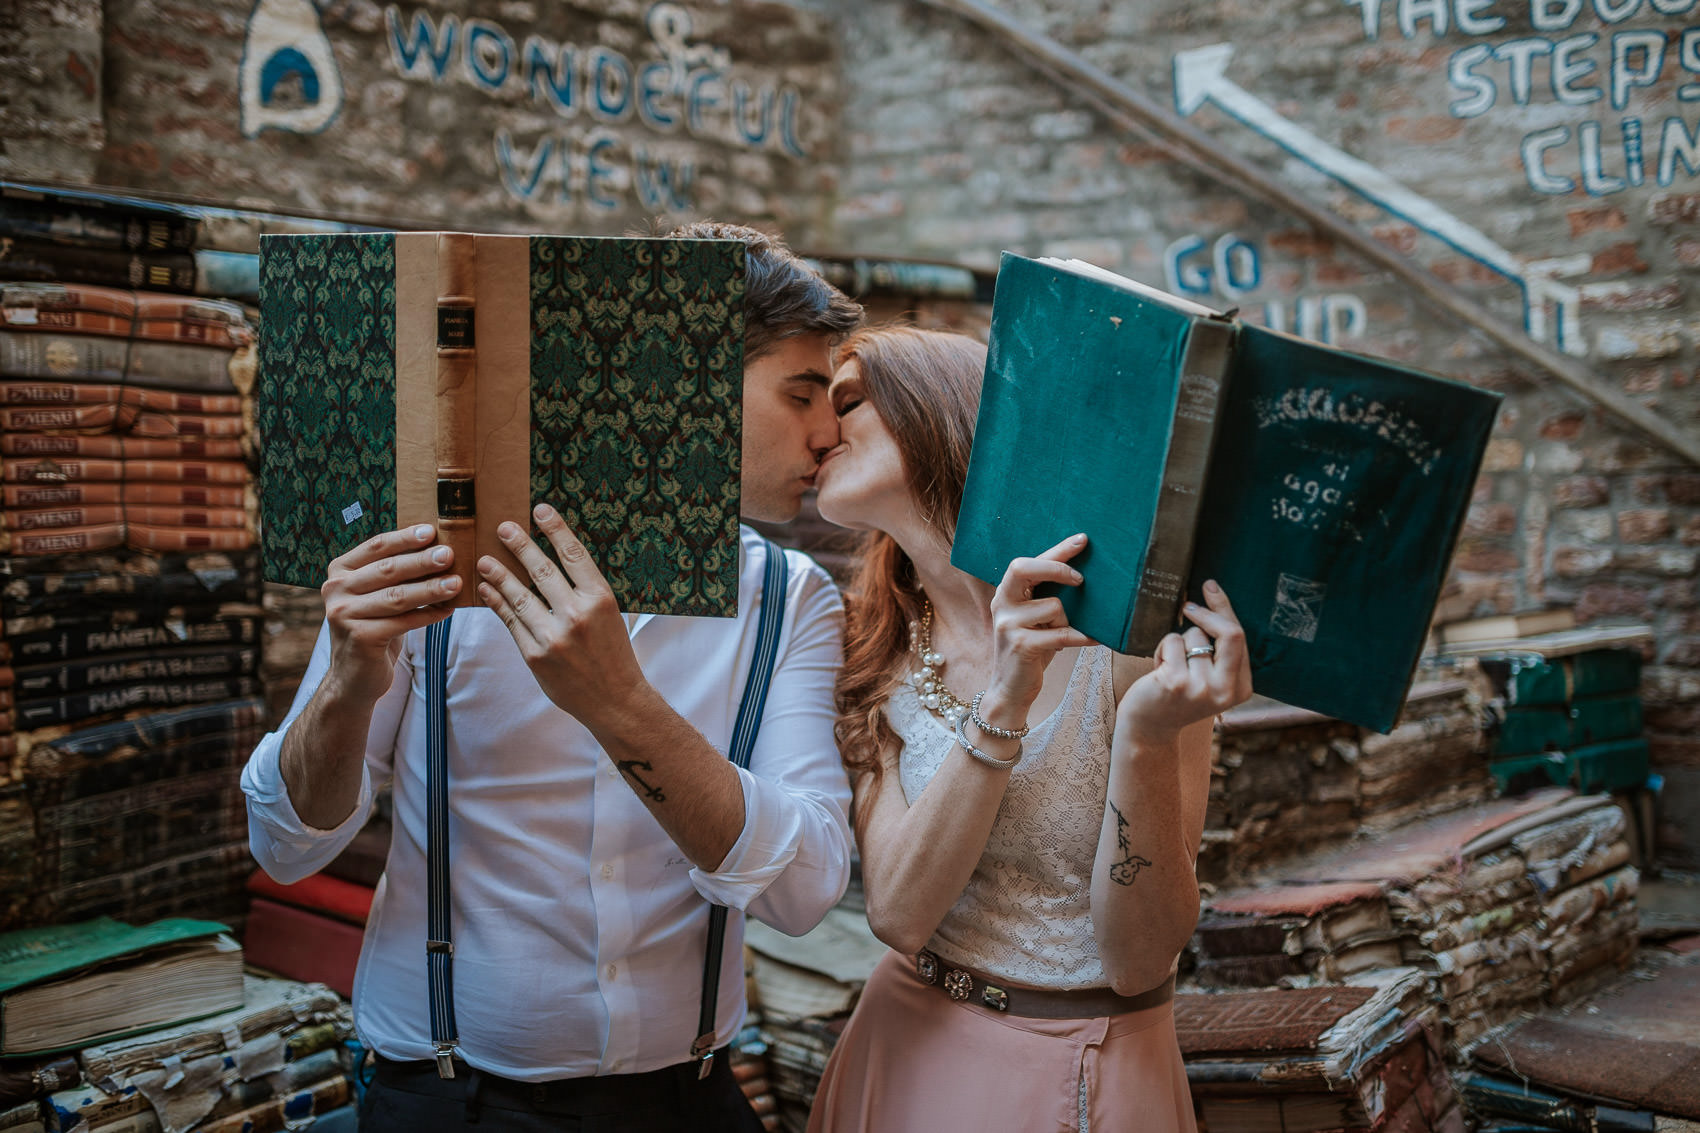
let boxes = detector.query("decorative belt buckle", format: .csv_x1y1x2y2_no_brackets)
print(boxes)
981,984,1009,1012
943,969,973,1001
915,951,940,985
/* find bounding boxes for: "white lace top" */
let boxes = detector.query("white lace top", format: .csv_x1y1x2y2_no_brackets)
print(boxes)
891,645,1118,989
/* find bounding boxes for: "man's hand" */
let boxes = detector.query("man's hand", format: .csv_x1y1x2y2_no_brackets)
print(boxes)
322,524,461,704
475,503,648,730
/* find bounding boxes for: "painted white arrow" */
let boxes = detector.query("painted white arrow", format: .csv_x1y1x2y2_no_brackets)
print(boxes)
1173,42,1586,354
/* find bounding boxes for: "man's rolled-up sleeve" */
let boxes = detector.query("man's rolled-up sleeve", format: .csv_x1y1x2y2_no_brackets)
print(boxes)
241,621,410,885
689,557,853,936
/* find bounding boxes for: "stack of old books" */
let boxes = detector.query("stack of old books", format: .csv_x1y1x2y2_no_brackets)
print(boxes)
744,879,884,1133
1193,788,1640,1056
0,280,257,559
1201,680,1492,886
1176,969,1461,1132
2,696,267,931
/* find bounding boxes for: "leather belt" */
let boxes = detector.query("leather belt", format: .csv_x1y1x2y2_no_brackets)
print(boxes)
910,950,1175,1019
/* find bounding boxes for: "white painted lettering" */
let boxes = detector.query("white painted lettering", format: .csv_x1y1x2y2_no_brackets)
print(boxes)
1399,0,1451,38
1523,126,1578,191
1457,0,1508,33
1343,0,1389,40
1552,33,1603,104
1449,43,1498,116
1580,120,1628,192
464,19,512,90
523,36,576,117
1495,38,1555,104
1682,28,1700,100
1612,30,1667,110
1530,0,1583,31
1660,115,1700,184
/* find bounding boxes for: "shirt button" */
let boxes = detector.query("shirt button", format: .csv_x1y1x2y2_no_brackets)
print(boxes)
600,863,614,881
606,963,618,979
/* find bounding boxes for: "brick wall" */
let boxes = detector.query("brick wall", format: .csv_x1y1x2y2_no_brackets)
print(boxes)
3,0,1698,865
827,0,1700,868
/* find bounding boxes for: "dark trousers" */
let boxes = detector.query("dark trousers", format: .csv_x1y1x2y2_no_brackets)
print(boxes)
359,1051,765,1133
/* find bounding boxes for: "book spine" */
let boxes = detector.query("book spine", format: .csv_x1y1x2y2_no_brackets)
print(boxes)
15,675,262,729
32,695,266,762
0,433,245,460
6,616,260,665
3,301,244,347
0,329,131,383
192,249,261,304
1124,317,1237,653
1,458,252,485
0,238,197,293
3,504,126,531
15,645,260,696
436,233,478,573
0,522,125,557
126,505,250,528
117,340,241,394
1,303,131,338
0,280,135,321
0,382,243,415
0,403,121,432
0,196,198,251
127,410,247,439
127,523,254,552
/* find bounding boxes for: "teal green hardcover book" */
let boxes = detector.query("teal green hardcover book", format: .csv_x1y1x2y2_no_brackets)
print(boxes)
953,254,1501,733
258,233,746,617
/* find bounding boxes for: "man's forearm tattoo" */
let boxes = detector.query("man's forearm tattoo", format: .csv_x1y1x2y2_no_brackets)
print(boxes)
1107,800,1152,886
618,760,666,802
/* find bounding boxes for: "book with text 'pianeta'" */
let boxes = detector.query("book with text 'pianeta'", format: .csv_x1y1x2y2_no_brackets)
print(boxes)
0,917,244,1055
258,232,746,616
953,254,1501,733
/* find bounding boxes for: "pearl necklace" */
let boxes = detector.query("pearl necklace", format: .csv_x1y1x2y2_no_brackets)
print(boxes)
908,599,971,725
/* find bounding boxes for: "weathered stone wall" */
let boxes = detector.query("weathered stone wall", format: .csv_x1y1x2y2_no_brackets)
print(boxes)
829,0,1700,867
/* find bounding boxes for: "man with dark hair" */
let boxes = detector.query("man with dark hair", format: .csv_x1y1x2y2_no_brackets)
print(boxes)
243,223,863,1131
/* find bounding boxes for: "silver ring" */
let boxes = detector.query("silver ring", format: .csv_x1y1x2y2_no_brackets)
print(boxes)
1186,645,1216,659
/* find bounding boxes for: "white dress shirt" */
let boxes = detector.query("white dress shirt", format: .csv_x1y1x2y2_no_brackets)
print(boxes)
242,529,853,1081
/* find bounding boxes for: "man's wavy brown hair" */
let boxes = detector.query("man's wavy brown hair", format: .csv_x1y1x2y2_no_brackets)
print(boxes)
832,326,987,833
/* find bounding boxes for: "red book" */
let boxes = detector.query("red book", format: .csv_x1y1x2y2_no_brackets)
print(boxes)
246,867,375,925
242,896,367,997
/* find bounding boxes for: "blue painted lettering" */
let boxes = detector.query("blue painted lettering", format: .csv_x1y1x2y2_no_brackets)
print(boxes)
590,47,631,121
634,147,695,210
1163,236,1212,295
779,89,808,158
260,47,320,104
688,70,722,134
1214,235,1261,297
637,62,678,130
587,135,621,209
495,129,556,199
524,36,576,117
1594,0,1643,20
464,20,512,91
732,80,773,147
1625,117,1646,185
386,7,457,82
1449,44,1497,116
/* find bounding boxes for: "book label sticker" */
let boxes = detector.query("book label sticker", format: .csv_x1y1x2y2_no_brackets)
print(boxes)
342,501,364,525
1271,574,1325,642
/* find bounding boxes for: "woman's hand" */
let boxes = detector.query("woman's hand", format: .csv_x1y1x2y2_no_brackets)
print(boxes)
980,533,1095,727
1116,579,1253,748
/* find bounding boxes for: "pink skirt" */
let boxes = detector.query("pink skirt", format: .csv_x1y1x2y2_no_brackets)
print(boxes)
806,951,1197,1133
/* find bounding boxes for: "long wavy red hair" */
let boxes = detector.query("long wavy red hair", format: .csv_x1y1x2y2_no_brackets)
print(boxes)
833,326,987,829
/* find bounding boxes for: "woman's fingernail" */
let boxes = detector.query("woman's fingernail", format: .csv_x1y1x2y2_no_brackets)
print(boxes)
1204,581,1221,595
431,547,451,565
414,525,433,541
1073,533,1087,544
1070,569,1083,583
1184,602,1201,614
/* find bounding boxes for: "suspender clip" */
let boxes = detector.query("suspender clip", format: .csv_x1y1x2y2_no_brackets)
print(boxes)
434,1042,458,1079
691,1034,715,1080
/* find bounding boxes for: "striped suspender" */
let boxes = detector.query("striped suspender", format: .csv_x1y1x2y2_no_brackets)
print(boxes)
422,541,791,1081
692,538,790,1077
424,617,458,1078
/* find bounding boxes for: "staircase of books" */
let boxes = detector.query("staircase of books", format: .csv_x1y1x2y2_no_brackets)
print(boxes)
0,185,362,1133
738,634,1700,1133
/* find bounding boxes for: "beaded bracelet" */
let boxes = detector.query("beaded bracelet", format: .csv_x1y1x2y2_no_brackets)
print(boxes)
969,691,1031,740
954,710,1022,770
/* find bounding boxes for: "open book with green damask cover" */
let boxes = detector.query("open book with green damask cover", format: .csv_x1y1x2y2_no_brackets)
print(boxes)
257,233,745,617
